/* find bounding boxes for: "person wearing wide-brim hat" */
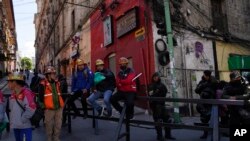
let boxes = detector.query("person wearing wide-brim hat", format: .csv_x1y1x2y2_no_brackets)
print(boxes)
7,72,36,141
38,66,64,141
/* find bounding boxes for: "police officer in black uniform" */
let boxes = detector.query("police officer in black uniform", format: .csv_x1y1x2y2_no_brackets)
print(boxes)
195,70,218,139
149,72,175,141
222,71,250,126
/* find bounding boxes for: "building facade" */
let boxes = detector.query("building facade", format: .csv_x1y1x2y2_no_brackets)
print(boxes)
0,0,17,76
90,0,155,105
34,0,250,112
34,0,101,80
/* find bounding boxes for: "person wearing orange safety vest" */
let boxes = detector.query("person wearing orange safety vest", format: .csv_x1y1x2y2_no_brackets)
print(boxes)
38,66,64,141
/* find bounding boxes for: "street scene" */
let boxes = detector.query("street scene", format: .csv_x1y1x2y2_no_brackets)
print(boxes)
0,0,249,141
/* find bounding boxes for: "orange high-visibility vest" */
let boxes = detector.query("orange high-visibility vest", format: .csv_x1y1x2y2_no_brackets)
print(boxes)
41,79,64,109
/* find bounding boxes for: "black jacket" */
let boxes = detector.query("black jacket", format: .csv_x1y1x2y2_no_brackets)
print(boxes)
96,69,116,92
30,75,41,93
195,76,218,99
222,80,250,115
222,81,248,100
59,78,68,94
148,80,168,107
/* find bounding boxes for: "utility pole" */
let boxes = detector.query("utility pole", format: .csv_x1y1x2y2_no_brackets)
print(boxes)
163,0,181,123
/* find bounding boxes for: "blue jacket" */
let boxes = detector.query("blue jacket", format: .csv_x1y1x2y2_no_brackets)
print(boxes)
71,67,94,92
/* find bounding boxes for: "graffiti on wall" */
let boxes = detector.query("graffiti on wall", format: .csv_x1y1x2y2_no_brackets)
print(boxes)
186,41,211,66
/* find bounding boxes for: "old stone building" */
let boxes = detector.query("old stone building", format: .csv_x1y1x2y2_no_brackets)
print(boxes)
0,0,17,76
34,0,101,80
150,0,250,114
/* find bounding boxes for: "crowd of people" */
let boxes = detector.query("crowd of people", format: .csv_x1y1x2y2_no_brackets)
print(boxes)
195,70,250,139
0,57,249,141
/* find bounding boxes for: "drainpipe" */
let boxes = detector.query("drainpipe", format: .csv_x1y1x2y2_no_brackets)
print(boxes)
212,41,220,79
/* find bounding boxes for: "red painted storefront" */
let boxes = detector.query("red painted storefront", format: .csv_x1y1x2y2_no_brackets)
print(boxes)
90,0,155,108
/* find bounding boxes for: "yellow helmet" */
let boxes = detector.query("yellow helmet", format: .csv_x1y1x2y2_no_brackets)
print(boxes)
45,66,56,74
96,59,104,66
119,57,129,65
7,72,24,81
76,59,85,66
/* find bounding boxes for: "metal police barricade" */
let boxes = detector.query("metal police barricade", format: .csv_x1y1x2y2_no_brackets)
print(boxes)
2,92,246,141
65,96,245,141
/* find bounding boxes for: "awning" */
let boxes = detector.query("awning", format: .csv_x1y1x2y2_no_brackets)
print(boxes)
228,55,250,70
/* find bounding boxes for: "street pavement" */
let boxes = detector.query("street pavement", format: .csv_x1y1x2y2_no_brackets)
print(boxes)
0,73,230,141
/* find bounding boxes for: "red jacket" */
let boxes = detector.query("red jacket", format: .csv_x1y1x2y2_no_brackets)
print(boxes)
117,68,137,92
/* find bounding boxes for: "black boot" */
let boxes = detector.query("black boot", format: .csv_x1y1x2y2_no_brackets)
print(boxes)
156,125,164,141
165,128,176,140
157,135,165,141
200,131,208,139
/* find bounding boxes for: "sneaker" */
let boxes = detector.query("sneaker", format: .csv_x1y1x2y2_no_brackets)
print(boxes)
97,107,104,116
103,108,112,118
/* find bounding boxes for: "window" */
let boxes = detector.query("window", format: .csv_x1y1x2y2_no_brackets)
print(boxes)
71,10,75,31
108,53,116,75
211,0,228,32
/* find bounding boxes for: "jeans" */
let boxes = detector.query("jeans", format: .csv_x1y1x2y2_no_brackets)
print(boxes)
14,128,32,141
87,90,113,113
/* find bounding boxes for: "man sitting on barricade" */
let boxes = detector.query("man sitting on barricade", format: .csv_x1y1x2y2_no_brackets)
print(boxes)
87,59,116,117
110,57,137,120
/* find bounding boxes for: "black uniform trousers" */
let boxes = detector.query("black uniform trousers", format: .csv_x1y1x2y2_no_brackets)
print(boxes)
110,91,135,119
68,90,89,115
151,104,171,138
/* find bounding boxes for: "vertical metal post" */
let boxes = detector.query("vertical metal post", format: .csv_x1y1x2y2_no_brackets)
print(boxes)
114,105,127,141
163,0,181,123
67,101,72,133
93,109,99,135
125,118,130,141
92,109,96,128
208,105,219,141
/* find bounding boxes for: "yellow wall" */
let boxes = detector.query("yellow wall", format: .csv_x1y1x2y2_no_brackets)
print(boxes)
216,41,250,81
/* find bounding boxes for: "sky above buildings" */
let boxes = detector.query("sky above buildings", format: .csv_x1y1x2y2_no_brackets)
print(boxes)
13,0,36,58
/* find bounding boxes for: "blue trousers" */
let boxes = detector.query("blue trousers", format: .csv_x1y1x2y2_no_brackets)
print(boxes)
14,128,32,141
87,90,113,112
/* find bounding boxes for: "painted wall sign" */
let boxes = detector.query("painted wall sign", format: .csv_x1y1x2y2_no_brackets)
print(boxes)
117,7,138,38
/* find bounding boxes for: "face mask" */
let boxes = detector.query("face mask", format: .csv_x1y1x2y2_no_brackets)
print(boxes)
120,66,127,70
